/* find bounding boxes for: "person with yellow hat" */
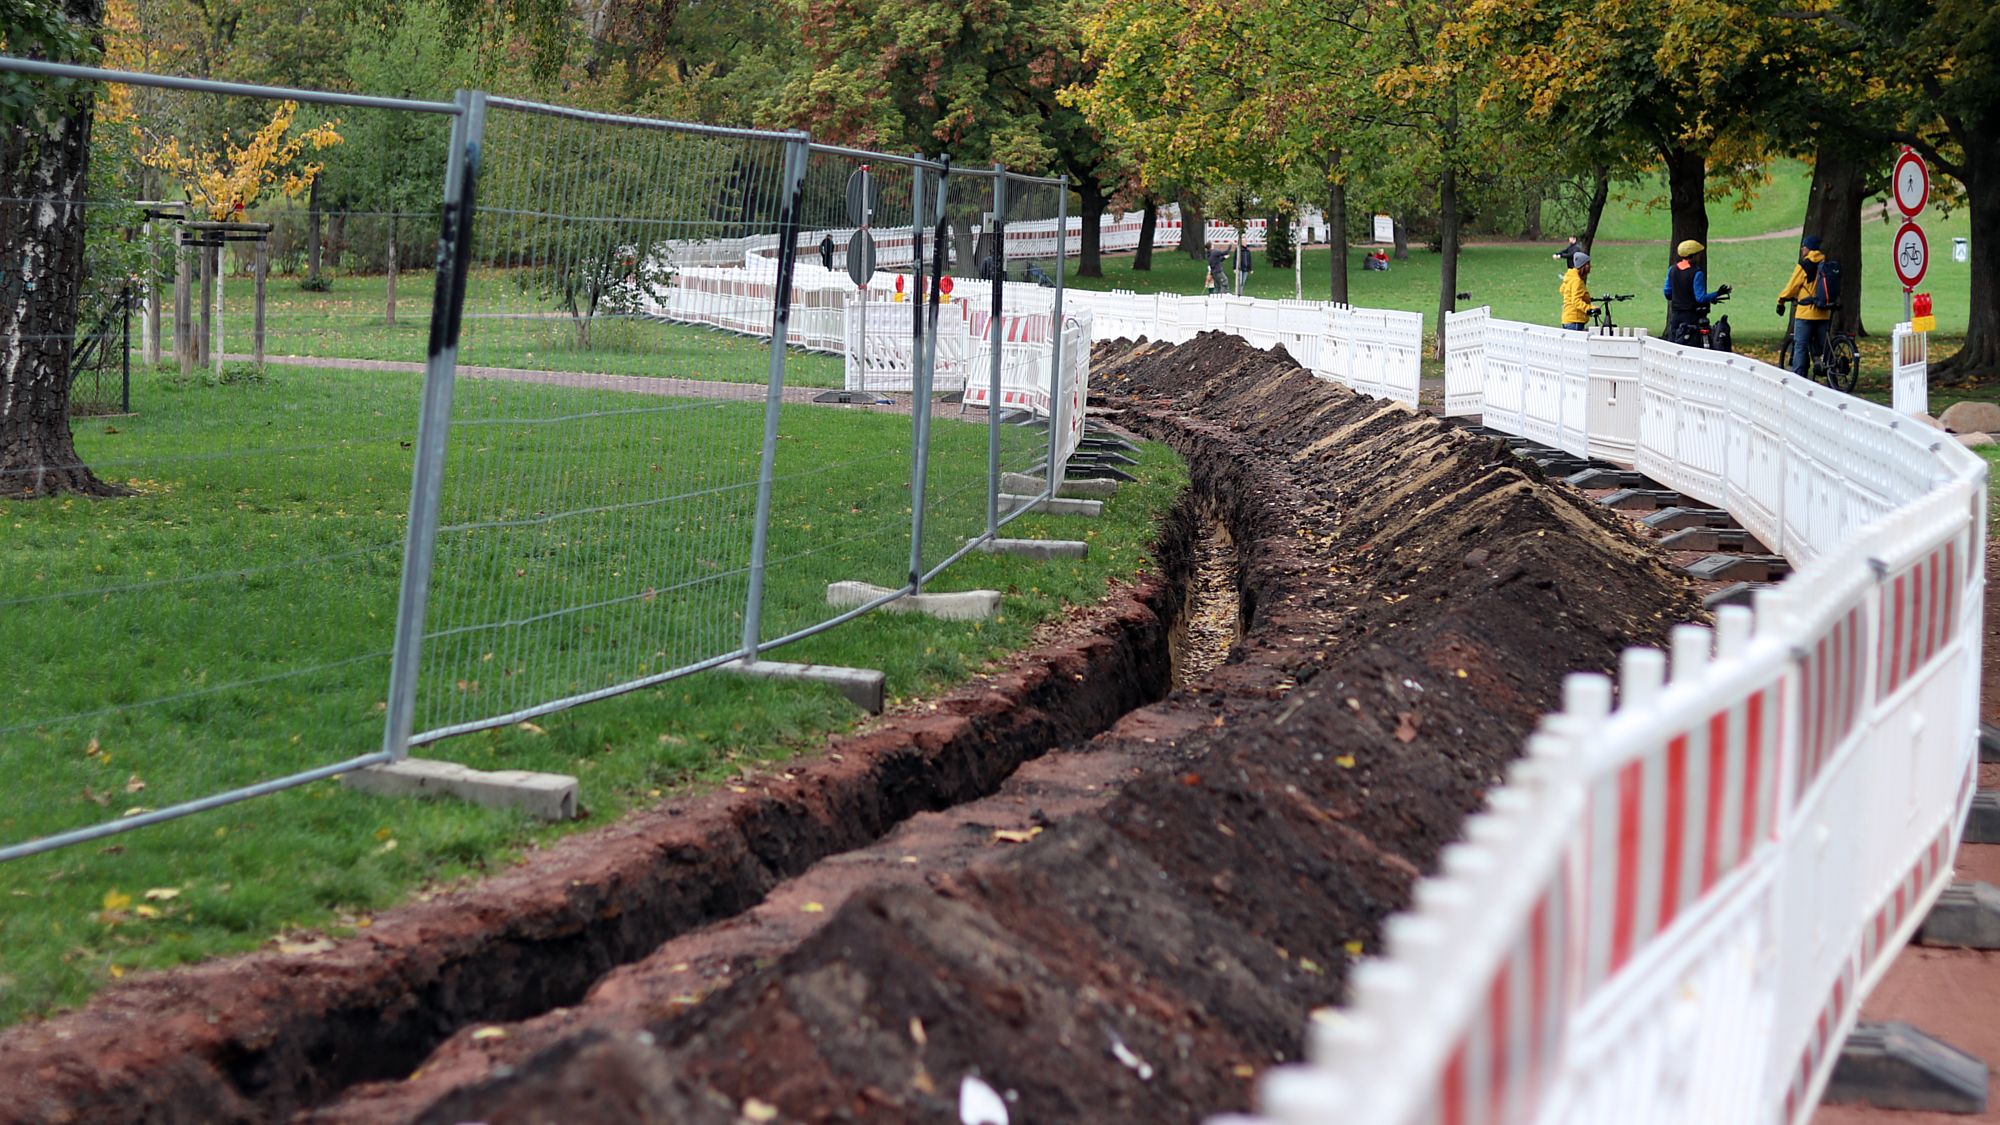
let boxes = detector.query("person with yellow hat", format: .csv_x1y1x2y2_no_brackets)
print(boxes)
1664,238,1728,346
1776,235,1832,377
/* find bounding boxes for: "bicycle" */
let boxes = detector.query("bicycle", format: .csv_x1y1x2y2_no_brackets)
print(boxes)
1775,299,1858,393
1669,288,1733,352
1587,293,1634,330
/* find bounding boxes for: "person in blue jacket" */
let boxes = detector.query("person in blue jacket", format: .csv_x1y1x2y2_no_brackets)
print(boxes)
1663,239,1729,345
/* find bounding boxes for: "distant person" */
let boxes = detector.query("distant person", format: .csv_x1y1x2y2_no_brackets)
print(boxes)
1553,234,1584,270
1664,239,1729,345
1374,249,1390,271
1026,261,1053,287
1560,251,1592,330
1233,240,1253,295
1206,245,1227,294
978,250,996,280
1362,249,1386,271
1776,235,1833,376
818,233,835,272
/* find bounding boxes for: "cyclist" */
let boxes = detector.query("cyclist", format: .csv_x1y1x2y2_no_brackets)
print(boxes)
1664,239,1728,345
1776,235,1831,377
1559,251,1592,330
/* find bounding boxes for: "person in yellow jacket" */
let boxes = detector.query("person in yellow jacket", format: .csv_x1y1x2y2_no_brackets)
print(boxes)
1776,235,1831,376
1559,251,1592,330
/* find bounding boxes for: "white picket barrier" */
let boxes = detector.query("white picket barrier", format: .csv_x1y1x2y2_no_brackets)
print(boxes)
1242,319,1986,1125
1893,322,1929,417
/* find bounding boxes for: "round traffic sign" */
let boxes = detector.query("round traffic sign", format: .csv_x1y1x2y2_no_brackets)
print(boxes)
845,229,877,287
1894,150,1929,217
845,167,878,228
1893,221,1929,288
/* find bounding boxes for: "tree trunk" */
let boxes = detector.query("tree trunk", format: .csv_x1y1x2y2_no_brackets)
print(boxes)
0,0,123,498
1664,146,1708,269
1180,191,1207,261
1392,217,1409,260
1523,184,1544,242
385,216,398,327
1435,167,1460,360
1264,210,1295,269
306,173,323,285
1133,197,1156,271
1582,163,1610,252
327,211,346,268
1802,144,1868,339
1076,184,1106,279
1935,139,2000,383
1327,173,1349,305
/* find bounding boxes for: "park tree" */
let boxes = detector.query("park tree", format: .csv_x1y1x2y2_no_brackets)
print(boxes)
782,0,1129,277
0,0,122,498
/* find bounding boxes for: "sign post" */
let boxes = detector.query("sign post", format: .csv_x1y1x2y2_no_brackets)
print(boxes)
1893,147,1930,323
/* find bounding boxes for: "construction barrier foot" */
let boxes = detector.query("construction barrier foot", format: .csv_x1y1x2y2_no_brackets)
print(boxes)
976,538,1088,562
1823,1021,1988,1114
1981,721,2000,764
719,658,885,714
1564,467,1650,490
1919,880,2000,949
1640,506,1735,531
825,580,1001,622
1599,487,1685,511
1964,791,2000,844
1680,553,1791,583
343,758,579,821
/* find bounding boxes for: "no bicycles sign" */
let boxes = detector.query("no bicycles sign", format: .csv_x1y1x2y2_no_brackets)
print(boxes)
1894,148,1930,294
1895,221,1930,289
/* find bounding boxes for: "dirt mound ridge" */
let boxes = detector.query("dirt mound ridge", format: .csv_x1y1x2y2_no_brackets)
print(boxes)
343,332,1701,1124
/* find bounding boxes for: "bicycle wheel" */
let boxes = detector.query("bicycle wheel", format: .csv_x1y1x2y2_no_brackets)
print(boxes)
1828,335,1860,393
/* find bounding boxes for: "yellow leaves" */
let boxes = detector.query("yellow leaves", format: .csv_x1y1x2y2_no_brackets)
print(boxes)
992,826,1043,844
142,887,180,902
101,889,132,913
140,101,344,221
800,901,825,913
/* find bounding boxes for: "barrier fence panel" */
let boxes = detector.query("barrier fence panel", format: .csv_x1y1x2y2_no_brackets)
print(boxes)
0,65,464,862
393,99,809,747
1235,315,1986,1125
1892,322,1928,417
1443,306,1488,417
1583,328,1645,466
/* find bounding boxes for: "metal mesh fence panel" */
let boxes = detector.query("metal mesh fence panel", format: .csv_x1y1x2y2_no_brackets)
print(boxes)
402,100,806,745
993,175,1071,529
742,148,932,648
0,74,460,860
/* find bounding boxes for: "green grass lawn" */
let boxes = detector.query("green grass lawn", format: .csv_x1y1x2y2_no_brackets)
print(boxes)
0,362,1182,1027
168,267,846,389
1587,158,1818,244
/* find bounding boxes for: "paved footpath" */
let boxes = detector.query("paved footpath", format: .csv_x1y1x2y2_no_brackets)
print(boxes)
1814,537,2000,1124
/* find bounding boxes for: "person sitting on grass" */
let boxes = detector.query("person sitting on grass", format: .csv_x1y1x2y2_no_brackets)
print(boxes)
1560,251,1592,331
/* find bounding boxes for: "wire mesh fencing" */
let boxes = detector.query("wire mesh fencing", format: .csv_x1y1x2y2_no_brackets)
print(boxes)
3,56,1097,863
0,69,464,861
396,99,808,747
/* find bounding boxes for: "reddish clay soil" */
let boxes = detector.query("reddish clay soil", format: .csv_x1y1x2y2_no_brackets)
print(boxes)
0,333,1704,1124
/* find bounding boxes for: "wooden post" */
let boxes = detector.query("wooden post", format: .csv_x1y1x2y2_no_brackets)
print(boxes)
196,241,212,366
212,243,224,377
175,231,192,377
143,220,161,366
253,238,267,366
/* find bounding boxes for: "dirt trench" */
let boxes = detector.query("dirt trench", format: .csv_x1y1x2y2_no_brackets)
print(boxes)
0,333,1704,1124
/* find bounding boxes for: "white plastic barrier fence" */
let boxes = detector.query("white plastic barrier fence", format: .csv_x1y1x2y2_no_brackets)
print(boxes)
1243,318,1986,1125
1893,322,1929,417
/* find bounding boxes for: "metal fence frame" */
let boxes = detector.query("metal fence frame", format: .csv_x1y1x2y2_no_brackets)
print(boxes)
0,57,1095,859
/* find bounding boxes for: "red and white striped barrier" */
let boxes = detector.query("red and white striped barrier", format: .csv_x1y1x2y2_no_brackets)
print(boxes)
1241,313,1986,1125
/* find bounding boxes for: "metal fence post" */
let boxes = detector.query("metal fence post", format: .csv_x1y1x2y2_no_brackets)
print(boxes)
120,286,131,413
987,165,1006,540
906,159,933,592
381,88,487,760
741,136,813,661
1047,175,1069,497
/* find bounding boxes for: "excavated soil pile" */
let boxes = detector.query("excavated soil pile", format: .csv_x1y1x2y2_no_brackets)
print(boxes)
286,333,1703,1124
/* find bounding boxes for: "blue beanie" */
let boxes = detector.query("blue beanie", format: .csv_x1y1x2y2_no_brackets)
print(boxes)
1802,235,1823,251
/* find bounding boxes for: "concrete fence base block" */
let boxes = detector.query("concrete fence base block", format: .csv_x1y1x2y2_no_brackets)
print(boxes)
977,538,1089,561
999,494,1104,518
1919,880,2000,949
1599,487,1685,511
1681,553,1790,583
826,580,1001,621
1641,506,1736,532
1981,721,2000,764
1823,1021,1988,1114
1702,581,1772,612
999,471,1119,499
1565,467,1649,489
719,658,885,714
1964,791,2000,844
343,758,579,821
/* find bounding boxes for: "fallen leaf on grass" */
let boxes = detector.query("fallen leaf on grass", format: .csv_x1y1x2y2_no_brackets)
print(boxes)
124,775,145,794
101,890,131,912
143,887,180,901
517,722,546,735
133,905,160,920
992,827,1042,844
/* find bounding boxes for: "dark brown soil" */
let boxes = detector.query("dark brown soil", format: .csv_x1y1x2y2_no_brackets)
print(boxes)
285,333,1704,1125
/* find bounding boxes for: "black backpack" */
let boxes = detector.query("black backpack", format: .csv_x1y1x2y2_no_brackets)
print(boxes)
1811,258,1842,308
